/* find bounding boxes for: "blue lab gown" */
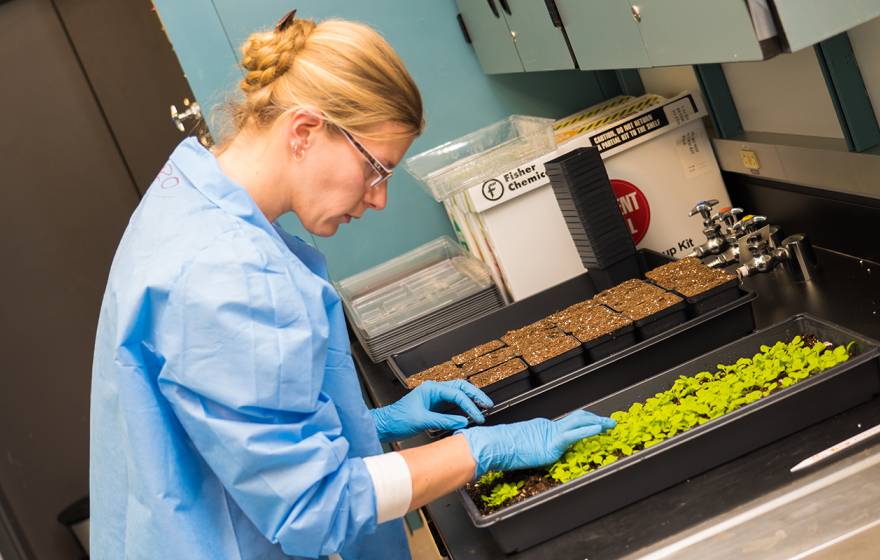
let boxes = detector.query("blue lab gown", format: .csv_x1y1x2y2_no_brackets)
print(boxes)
90,137,410,559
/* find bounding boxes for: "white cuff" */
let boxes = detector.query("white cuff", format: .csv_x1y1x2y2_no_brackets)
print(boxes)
363,452,412,523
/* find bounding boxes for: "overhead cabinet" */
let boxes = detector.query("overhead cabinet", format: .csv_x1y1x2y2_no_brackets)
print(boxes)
456,0,575,73
459,0,880,72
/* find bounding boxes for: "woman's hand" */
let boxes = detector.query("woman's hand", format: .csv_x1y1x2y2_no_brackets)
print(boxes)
371,380,494,441
460,410,616,477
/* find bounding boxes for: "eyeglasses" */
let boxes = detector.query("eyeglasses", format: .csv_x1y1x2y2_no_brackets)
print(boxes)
337,127,393,189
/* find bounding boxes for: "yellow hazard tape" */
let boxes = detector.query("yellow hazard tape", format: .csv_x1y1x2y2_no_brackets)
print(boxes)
552,95,634,131
554,94,665,143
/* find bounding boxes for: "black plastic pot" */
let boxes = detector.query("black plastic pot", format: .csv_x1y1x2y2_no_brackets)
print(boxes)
585,254,643,289
388,250,757,421
580,324,637,362
460,314,880,553
474,368,533,406
528,346,588,385
681,277,742,317
626,299,689,340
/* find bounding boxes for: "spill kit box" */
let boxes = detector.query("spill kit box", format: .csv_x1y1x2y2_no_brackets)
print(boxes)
404,91,731,302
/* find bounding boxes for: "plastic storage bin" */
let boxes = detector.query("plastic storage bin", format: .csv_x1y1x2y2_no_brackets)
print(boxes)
402,115,556,202
335,237,504,362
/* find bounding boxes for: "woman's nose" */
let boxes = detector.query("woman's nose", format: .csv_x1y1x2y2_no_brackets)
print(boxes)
364,182,387,211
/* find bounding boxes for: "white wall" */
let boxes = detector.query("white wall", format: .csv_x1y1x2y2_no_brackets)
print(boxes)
639,66,700,99
722,49,843,138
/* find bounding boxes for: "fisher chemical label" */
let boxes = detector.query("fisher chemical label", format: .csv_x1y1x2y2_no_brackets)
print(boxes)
611,179,650,245
467,150,559,213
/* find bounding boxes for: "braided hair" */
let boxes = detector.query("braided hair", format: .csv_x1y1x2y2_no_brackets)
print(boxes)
223,14,423,143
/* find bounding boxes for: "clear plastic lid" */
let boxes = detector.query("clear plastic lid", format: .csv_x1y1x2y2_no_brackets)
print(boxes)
335,237,495,338
402,115,556,202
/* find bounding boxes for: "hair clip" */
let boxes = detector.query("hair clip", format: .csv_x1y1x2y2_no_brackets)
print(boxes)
275,8,297,32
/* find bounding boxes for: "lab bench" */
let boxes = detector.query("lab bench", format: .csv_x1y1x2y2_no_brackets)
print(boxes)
353,247,880,559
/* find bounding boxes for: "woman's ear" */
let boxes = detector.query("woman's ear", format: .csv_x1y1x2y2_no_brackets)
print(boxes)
286,108,325,155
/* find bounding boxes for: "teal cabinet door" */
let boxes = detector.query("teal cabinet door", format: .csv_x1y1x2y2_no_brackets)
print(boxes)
774,0,880,52
457,0,524,74
503,0,574,71
554,0,649,69
634,0,764,66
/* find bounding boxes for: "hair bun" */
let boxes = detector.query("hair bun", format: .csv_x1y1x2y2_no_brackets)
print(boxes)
240,18,317,93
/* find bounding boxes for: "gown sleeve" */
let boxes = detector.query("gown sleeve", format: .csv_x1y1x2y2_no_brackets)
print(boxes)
156,229,379,559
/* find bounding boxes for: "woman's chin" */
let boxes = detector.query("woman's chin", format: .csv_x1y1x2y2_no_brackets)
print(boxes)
307,222,340,238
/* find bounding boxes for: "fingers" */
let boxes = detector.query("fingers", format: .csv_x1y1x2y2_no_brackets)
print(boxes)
431,383,487,424
422,412,469,432
562,425,604,443
444,380,494,409
556,409,616,432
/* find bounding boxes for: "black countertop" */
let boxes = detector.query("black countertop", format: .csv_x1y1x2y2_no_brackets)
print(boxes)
352,248,880,559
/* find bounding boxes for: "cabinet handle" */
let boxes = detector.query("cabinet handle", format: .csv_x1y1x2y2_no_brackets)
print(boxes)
544,0,563,27
499,0,512,16
631,4,642,23
486,0,500,18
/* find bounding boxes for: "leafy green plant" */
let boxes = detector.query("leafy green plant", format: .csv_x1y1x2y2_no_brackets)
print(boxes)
481,481,524,507
474,336,852,510
548,336,850,484
477,471,504,486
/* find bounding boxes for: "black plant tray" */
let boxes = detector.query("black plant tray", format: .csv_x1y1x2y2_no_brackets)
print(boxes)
476,368,533,406
529,346,587,385
461,314,880,554
682,276,742,317
388,250,757,423
581,324,637,362
627,299,689,340
586,254,641,290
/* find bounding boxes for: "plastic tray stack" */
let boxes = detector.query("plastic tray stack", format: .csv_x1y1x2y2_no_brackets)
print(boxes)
545,147,639,288
335,237,504,363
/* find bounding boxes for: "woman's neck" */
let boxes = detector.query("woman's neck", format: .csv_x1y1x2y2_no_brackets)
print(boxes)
213,132,289,223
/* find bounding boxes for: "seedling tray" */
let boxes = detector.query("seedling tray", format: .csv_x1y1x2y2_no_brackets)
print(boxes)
529,346,588,385
461,314,880,553
388,250,757,422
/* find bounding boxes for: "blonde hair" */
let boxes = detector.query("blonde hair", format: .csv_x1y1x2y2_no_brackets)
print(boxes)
225,16,423,142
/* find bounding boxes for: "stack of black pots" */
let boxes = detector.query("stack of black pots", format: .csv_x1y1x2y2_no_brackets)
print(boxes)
545,147,639,289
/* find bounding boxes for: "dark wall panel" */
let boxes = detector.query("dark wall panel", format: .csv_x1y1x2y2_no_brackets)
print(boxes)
54,0,199,194
0,0,139,557
725,173,880,263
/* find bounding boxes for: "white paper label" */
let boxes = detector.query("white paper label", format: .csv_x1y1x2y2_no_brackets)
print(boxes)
663,96,699,127
675,127,712,177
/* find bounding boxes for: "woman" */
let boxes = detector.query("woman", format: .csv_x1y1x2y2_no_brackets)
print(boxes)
90,12,614,560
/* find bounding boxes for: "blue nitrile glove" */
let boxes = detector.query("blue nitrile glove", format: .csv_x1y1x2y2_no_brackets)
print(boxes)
371,380,494,441
460,409,616,478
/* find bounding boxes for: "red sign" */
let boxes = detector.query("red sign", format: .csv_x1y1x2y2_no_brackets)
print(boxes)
611,179,650,245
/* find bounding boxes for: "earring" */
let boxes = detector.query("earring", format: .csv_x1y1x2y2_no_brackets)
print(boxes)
292,142,305,162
